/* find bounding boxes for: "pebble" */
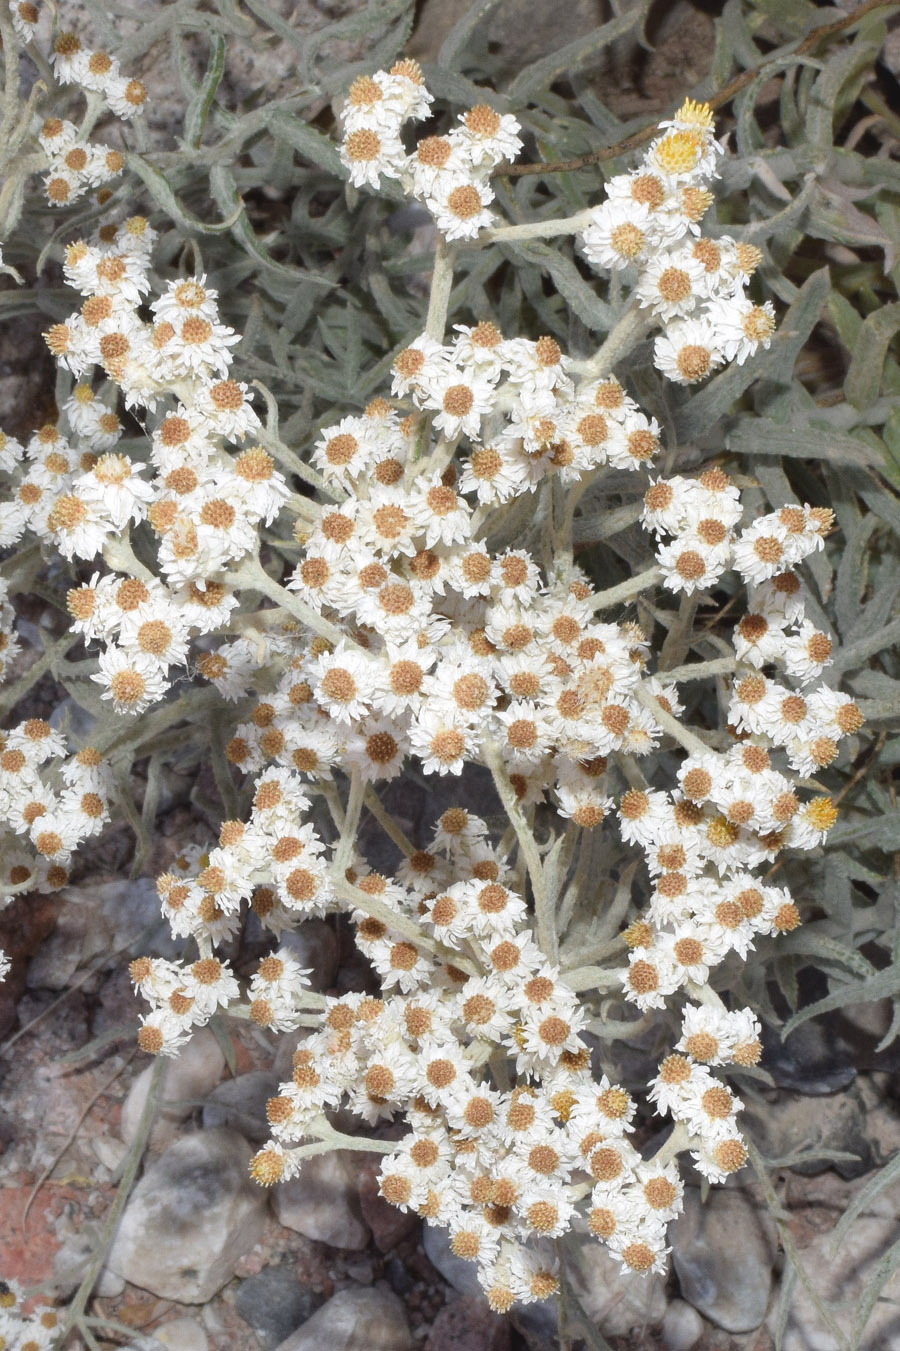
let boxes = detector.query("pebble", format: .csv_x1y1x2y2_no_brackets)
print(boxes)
120,1027,226,1149
424,1295,510,1350
662,1299,704,1351
569,1234,667,1337
202,1070,279,1142
273,1151,370,1250
153,1317,208,1350
273,1284,413,1351
236,1266,326,1350
672,1187,774,1333
107,1127,267,1302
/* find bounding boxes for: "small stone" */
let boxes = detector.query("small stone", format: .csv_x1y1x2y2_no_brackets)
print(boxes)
273,1284,413,1351
358,1163,419,1251
236,1266,326,1350
153,1317,208,1350
202,1070,279,1142
107,1127,267,1302
425,1295,511,1350
273,1151,370,1249
92,1134,127,1171
662,1299,704,1351
569,1234,667,1336
120,1027,226,1149
387,1256,415,1296
422,1222,482,1298
672,1188,774,1333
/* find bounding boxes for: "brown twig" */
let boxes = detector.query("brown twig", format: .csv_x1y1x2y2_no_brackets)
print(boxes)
500,0,900,179
22,1048,137,1236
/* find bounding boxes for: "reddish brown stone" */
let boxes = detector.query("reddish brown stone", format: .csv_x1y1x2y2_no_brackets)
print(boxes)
357,1163,419,1251
424,1295,511,1351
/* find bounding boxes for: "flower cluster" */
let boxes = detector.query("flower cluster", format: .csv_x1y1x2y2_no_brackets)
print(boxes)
0,1279,61,1350
339,60,522,239
0,42,862,1321
39,115,125,210
0,725,111,894
0,215,294,716
247,806,688,1302
577,99,776,384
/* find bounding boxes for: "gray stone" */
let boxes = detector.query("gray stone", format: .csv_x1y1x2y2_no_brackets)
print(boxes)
274,1285,413,1351
743,1085,873,1179
107,1127,267,1302
770,1200,900,1351
202,1070,279,1142
236,1266,326,1350
672,1188,774,1333
121,1026,226,1149
761,1020,855,1095
423,1220,482,1298
662,1299,704,1351
569,1234,667,1337
272,1150,370,1249
280,919,339,992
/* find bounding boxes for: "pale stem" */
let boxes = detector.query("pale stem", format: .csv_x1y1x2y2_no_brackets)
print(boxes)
633,682,713,757
649,1121,690,1168
575,302,652,385
482,208,595,243
561,966,621,993
482,740,555,961
363,785,416,857
425,236,456,342
330,873,479,975
227,556,358,650
587,564,662,612
658,655,736,683
0,630,82,720
102,532,156,583
686,980,727,1011
333,768,365,875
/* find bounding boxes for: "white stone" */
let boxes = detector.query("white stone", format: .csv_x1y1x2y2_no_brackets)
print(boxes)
272,1150,370,1250
120,1027,226,1149
663,1299,704,1351
153,1317,208,1351
672,1187,774,1333
570,1235,668,1337
107,1127,267,1302
273,1285,412,1351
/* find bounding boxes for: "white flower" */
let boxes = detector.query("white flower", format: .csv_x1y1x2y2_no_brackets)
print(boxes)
653,317,724,384
426,176,495,241
92,645,170,714
341,122,407,188
580,200,654,273
705,294,776,365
